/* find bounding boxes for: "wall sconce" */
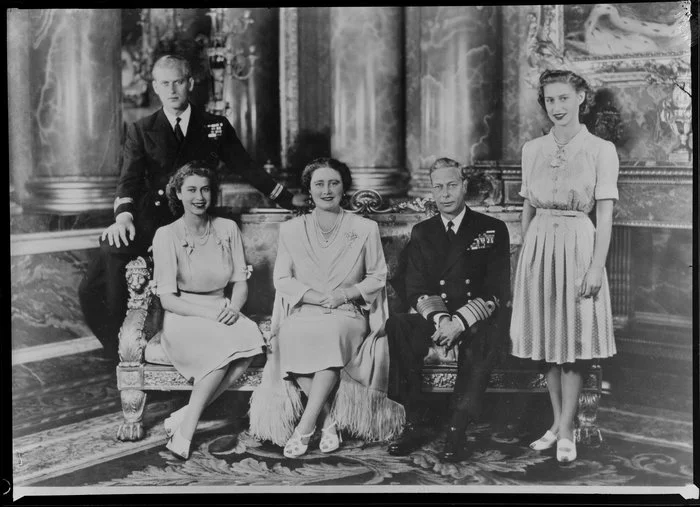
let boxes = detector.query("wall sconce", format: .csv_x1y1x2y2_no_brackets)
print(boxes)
204,9,257,110
202,8,259,154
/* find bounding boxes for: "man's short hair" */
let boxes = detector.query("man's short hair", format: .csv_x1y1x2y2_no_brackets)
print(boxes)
429,157,466,180
152,55,191,79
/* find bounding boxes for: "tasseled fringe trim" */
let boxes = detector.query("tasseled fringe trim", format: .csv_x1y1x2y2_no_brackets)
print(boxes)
248,379,303,447
330,374,406,442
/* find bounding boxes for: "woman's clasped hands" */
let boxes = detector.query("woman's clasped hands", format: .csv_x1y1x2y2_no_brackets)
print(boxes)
320,289,347,310
212,299,240,325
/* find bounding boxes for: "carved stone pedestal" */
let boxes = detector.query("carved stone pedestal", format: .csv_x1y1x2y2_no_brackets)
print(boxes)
576,392,603,446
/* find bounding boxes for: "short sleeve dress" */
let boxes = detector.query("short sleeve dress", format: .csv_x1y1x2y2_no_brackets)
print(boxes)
152,216,264,384
510,125,618,364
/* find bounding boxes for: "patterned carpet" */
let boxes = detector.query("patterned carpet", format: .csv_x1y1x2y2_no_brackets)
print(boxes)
24,419,693,488
11,348,695,497
12,392,693,494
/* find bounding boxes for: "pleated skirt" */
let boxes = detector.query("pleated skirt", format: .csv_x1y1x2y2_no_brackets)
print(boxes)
162,291,265,384
510,210,616,364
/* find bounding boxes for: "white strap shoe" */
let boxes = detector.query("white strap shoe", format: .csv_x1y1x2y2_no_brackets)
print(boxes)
529,430,558,451
283,427,315,458
556,437,577,463
164,405,188,438
319,421,342,453
166,429,192,460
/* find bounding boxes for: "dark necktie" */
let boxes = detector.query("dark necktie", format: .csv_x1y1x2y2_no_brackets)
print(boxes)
447,220,456,241
174,117,184,145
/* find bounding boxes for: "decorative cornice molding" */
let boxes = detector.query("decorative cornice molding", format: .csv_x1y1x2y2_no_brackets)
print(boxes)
613,221,692,230
498,164,692,184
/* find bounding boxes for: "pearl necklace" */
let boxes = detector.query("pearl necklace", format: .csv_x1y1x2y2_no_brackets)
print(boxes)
314,209,343,248
185,218,211,245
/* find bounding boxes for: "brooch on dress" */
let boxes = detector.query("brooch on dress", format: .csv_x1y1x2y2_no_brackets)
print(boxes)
181,238,194,256
550,132,571,169
345,230,358,246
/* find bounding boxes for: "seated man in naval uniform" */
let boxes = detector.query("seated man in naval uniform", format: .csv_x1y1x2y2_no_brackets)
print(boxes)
79,54,303,364
386,157,511,461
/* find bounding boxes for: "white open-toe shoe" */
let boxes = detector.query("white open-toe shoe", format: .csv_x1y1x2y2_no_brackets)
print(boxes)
319,421,342,453
283,427,315,459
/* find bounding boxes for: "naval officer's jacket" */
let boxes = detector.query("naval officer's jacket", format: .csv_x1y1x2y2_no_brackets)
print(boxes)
113,105,293,250
401,206,511,351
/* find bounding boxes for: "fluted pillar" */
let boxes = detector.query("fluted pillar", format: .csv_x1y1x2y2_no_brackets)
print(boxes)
8,9,32,213
406,6,501,197
608,226,633,330
23,9,121,214
330,7,407,197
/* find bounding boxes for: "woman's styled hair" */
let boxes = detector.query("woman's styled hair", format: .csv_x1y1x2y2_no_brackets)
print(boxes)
165,161,220,216
300,157,353,195
537,69,593,117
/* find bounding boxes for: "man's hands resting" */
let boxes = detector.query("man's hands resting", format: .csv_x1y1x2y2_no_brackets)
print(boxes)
432,315,464,350
102,213,136,248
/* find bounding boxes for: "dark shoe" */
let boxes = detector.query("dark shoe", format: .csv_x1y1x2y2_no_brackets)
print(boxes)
387,423,423,456
440,426,470,462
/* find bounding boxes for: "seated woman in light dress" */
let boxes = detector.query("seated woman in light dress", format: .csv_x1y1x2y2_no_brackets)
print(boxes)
249,158,405,458
152,161,265,460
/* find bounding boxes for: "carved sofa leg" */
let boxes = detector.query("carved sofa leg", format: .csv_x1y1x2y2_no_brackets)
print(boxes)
576,391,602,446
117,388,147,441
116,257,157,441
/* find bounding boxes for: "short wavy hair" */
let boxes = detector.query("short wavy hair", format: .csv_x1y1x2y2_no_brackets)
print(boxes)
165,161,220,216
152,54,192,79
429,157,468,181
537,69,592,117
300,157,353,194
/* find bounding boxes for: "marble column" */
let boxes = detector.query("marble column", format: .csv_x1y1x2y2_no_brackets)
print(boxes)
210,8,286,210
7,9,32,213
406,6,501,197
23,9,121,214
330,7,407,197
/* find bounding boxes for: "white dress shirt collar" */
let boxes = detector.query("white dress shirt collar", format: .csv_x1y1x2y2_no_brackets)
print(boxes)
163,103,192,136
440,205,467,233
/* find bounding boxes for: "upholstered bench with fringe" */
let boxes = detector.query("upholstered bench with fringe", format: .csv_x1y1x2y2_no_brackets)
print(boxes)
115,190,603,445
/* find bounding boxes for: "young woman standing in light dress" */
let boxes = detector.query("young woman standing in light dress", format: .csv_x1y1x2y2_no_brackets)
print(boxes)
510,70,619,463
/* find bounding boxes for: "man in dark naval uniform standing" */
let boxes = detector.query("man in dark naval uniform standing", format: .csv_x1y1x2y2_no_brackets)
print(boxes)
386,157,511,461
79,54,302,364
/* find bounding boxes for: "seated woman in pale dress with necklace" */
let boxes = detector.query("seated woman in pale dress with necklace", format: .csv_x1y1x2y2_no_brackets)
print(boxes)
249,157,405,458
152,161,265,460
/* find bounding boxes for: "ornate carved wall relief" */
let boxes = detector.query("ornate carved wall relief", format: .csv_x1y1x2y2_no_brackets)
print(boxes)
522,2,692,163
